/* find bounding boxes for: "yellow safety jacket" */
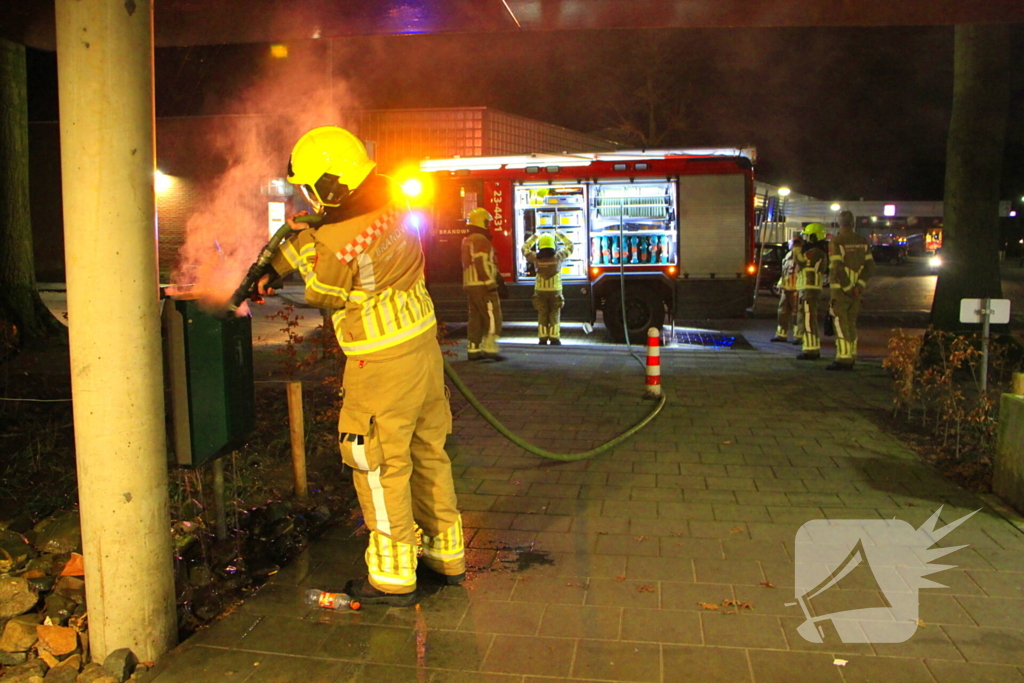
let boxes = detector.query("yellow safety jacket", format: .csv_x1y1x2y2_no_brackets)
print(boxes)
522,232,574,292
830,229,875,293
779,249,797,291
794,242,827,291
461,231,499,289
269,202,436,359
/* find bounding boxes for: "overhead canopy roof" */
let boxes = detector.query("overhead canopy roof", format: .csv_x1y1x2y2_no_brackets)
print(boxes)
4,0,1023,49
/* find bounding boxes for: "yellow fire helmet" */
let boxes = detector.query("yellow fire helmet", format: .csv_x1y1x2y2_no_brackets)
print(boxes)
802,222,827,242
466,207,493,229
287,126,376,213
537,233,556,250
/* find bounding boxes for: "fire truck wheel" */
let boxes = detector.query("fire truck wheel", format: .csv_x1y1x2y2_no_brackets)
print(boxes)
604,285,665,345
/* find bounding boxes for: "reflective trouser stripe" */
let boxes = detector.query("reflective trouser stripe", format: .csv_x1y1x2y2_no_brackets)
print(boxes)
798,291,820,352
366,529,417,590
831,289,860,362
533,291,564,340
421,516,465,562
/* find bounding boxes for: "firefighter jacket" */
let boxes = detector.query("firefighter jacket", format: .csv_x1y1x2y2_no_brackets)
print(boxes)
461,230,499,289
779,249,797,291
269,201,436,360
522,232,574,292
794,241,828,291
829,228,875,293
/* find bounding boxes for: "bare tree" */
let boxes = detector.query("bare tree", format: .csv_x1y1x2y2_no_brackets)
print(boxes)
930,25,1011,330
0,37,63,352
599,33,691,148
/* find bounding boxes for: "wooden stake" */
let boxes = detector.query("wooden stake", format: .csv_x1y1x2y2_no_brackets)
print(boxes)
287,381,308,498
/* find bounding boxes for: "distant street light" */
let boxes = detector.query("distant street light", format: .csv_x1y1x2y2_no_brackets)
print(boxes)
778,187,791,197
830,203,841,228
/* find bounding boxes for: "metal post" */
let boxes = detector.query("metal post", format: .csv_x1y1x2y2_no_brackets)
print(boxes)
55,0,176,662
980,297,991,394
212,458,228,540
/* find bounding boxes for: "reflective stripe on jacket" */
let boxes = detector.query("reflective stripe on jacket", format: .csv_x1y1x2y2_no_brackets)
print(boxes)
461,232,498,288
829,229,875,292
269,202,436,359
523,232,574,292
794,243,827,291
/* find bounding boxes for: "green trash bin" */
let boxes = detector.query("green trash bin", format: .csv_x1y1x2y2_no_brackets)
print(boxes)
163,297,255,467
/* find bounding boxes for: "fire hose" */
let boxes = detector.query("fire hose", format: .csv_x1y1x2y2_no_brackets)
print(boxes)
234,217,666,462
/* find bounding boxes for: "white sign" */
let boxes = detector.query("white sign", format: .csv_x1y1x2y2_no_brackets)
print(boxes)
791,508,976,644
268,202,286,239
959,298,1011,325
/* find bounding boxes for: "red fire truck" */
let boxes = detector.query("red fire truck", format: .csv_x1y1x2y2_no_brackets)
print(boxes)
417,148,757,342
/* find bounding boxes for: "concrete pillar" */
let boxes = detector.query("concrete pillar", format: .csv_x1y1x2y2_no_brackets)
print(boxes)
55,0,176,662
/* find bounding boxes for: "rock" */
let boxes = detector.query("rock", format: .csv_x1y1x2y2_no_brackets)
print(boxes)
30,513,81,555
101,649,136,683
76,662,118,683
0,650,28,666
0,530,35,574
53,654,81,673
52,578,85,606
36,625,78,656
1,659,47,683
187,565,213,588
58,554,84,578
38,650,60,669
0,576,38,618
43,666,78,683
0,614,42,652
43,594,76,626
26,576,56,595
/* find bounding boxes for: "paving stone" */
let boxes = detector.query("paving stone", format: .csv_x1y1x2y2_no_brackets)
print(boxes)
481,634,575,677
628,519,689,537
458,599,545,634
702,612,787,648
871,624,965,661
693,559,764,584
585,578,660,608
682,489,738,503
746,650,844,683
144,646,262,683
925,659,1024,682
941,625,1024,665
509,514,572,533
491,497,550,514
629,486,683,502
835,656,938,683
537,604,621,640
621,608,701,644
711,504,772,522
509,575,588,605
571,639,661,682
625,557,693,582
657,502,715,521
470,529,538,550
662,644,754,683
964,570,1024,599
659,537,724,559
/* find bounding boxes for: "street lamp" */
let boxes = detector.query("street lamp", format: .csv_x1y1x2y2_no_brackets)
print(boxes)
830,203,841,229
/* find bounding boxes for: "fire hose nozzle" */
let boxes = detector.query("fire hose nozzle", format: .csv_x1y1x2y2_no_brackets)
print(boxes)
224,214,322,314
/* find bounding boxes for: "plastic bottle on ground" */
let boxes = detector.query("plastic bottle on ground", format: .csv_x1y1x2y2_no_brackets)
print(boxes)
305,588,360,610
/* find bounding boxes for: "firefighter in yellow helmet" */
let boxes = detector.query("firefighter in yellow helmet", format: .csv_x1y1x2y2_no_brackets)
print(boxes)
769,242,799,344
793,223,829,360
461,207,503,360
827,210,875,370
522,230,574,344
258,126,465,605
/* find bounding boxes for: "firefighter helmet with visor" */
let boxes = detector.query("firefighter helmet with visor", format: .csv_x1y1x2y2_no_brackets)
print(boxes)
537,233,556,250
466,207,493,229
802,223,827,242
287,127,376,213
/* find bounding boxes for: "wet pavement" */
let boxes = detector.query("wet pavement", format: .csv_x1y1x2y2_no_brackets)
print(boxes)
140,331,1024,683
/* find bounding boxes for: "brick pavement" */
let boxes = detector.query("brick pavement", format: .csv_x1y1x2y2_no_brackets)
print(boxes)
143,344,1024,683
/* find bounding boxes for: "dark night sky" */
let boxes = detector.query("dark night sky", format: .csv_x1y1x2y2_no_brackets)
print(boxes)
27,25,1024,202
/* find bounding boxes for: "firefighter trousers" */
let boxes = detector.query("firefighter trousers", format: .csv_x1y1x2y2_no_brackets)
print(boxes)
337,333,465,594
465,286,502,357
830,289,861,365
776,289,798,339
797,289,821,354
532,291,564,340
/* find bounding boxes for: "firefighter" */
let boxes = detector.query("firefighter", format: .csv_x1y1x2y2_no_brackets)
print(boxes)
769,242,799,344
827,210,875,370
258,126,465,606
522,230,574,345
461,207,503,360
793,223,829,360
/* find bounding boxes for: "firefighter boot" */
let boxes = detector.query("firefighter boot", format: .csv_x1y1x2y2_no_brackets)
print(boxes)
549,338,562,346
538,338,548,345
344,578,418,607
481,333,504,361
467,342,483,361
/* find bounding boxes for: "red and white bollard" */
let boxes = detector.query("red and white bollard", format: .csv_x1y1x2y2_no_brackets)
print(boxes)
643,327,662,400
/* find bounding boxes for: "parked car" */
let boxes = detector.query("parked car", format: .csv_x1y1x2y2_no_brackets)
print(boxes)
754,243,788,293
871,244,907,265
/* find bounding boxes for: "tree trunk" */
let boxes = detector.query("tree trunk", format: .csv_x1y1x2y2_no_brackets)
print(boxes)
0,37,64,350
930,24,1011,330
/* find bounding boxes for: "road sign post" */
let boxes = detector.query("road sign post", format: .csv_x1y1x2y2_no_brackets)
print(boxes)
959,298,1011,393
